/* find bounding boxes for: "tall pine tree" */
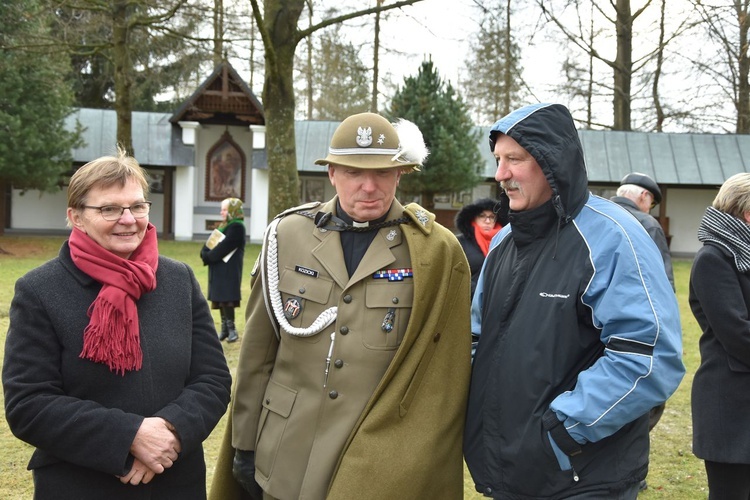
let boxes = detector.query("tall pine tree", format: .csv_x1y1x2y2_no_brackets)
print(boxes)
387,60,482,212
0,0,81,234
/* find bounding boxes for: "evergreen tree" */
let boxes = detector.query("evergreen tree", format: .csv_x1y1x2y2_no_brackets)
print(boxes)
0,0,80,194
53,1,210,113
387,60,482,212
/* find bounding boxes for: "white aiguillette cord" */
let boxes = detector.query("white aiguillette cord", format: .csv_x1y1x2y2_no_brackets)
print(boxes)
263,217,337,337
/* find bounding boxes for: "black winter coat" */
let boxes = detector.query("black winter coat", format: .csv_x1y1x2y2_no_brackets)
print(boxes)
3,242,232,500
690,242,750,463
201,222,246,303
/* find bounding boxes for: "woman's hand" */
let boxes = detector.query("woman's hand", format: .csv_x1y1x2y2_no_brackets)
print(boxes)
130,417,182,474
117,457,156,485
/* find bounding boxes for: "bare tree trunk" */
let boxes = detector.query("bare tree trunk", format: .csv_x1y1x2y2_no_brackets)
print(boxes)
213,0,224,64
371,0,382,112
113,0,133,154
305,0,314,119
653,0,666,131
503,0,511,115
249,9,256,88
736,1,750,133
586,2,594,128
263,0,303,218
613,0,633,131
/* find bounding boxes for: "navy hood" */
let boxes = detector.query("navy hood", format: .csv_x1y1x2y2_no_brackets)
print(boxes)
489,103,589,224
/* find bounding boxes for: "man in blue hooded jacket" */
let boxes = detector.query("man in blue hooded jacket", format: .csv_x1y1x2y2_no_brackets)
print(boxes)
463,103,685,499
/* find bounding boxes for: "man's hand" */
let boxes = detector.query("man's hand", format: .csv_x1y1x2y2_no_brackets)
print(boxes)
130,417,182,474
117,457,156,485
233,449,263,500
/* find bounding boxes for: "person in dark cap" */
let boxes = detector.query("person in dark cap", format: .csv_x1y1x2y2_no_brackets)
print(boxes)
611,172,676,491
612,172,674,288
210,112,472,500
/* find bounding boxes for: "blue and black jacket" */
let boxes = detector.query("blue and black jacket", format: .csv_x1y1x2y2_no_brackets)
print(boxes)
463,103,685,498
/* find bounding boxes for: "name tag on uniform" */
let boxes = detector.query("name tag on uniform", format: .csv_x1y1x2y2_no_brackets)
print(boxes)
295,265,319,278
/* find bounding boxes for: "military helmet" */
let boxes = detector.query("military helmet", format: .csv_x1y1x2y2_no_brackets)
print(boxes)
620,172,662,205
314,112,427,172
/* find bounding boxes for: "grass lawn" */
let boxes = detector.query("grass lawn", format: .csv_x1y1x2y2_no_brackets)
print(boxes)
0,235,707,498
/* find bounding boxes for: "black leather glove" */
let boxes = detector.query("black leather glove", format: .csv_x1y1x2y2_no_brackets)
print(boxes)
232,449,264,500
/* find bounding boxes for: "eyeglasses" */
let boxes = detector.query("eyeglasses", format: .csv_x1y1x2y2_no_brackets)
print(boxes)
82,202,152,221
476,213,497,222
642,191,657,209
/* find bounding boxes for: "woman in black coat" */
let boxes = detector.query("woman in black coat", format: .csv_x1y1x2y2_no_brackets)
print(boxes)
454,196,508,298
201,197,246,342
690,172,750,498
2,149,231,499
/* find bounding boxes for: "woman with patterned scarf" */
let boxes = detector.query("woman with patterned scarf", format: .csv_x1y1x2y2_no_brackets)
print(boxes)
200,198,246,343
2,148,231,499
690,172,750,498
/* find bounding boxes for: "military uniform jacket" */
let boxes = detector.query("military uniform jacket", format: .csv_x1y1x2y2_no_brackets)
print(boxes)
211,198,471,500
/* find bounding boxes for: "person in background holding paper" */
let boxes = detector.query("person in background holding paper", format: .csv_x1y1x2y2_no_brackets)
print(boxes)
201,197,246,343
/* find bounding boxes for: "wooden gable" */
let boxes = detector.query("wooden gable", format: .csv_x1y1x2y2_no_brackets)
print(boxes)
170,60,264,126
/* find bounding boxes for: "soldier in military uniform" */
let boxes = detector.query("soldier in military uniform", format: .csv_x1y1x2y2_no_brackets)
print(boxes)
209,112,472,500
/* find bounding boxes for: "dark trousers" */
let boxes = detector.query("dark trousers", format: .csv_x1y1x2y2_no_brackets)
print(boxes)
705,461,750,500
563,482,640,500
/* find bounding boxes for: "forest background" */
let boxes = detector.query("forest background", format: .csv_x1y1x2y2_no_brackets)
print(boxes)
1,0,749,220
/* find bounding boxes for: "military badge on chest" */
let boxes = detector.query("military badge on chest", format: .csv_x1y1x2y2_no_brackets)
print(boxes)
284,297,303,320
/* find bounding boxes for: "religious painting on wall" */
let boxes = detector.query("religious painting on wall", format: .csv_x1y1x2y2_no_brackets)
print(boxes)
205,132,246,201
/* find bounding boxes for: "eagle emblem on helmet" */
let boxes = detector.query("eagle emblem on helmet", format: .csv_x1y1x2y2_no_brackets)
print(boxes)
356,126,373,147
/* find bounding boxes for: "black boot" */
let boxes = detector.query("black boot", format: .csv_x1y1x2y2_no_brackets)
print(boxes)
226,320,239,343
218,318,229,341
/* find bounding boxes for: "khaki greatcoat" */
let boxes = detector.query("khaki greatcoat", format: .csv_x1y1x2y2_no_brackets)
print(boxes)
209,198,471,500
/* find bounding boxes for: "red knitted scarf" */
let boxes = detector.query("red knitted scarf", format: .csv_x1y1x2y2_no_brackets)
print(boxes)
69,224,159,375
473,221,502,256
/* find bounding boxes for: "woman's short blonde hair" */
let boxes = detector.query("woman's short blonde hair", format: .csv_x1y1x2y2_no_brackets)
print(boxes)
66,146,149,226
713,173,750,219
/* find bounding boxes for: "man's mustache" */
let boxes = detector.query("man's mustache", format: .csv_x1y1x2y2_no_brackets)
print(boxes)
500,180,520,191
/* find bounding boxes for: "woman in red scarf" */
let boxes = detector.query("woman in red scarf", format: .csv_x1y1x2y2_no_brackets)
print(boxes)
454,196,508,298
2,148,231,499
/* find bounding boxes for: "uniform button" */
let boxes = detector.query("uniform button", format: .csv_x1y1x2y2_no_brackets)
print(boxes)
299,287,306,294
334,359,343,368
392,297,399,304
340,326,349,335
484,487,492,496
265,398,270,404
343,294,352,303
329,390,339,399
433,332,441,342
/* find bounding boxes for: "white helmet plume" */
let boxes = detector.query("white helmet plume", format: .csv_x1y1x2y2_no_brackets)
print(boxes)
391,119,429,167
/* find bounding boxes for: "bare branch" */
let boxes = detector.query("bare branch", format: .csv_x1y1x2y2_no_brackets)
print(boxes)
297,0,426,42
